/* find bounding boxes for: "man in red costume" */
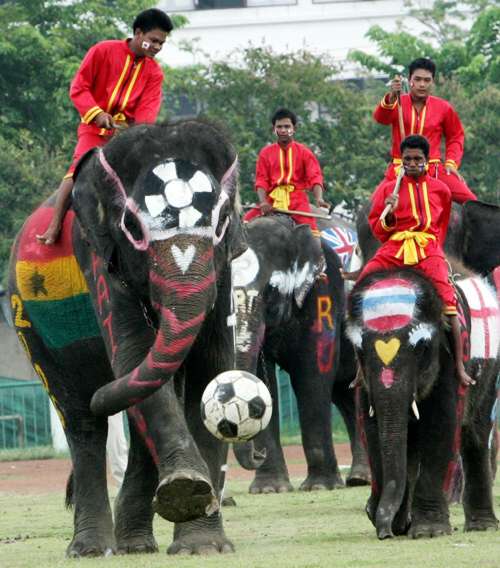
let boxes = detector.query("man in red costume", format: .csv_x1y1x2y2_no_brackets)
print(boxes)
37,8,173,244
374,57,476,204
244,108,329,275
359,134,475,387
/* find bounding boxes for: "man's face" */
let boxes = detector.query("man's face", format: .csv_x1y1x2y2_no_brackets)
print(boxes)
409,69,434,99
134,28,168,58
402,147,427,178
274,118,295,144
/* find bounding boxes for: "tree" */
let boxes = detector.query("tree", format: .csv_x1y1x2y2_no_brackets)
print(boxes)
165,47,387,208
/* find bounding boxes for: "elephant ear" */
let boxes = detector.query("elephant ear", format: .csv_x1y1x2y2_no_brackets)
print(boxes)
71,148,118,266
291,224,322,308
461,200,500,275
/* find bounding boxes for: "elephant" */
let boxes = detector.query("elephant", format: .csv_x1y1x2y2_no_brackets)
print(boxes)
231,213,369,493
346,263,499,539
8,119,248,556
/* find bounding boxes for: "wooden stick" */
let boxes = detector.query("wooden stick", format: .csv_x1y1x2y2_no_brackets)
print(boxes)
273,208,332,220
380,167,405,223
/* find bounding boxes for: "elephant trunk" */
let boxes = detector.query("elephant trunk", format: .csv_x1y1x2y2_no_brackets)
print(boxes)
91,237,216,416
374,394,408,539
232,441,267,470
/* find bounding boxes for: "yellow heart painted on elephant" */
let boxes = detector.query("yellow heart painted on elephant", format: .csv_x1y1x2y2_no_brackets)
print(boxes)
375,338,400,366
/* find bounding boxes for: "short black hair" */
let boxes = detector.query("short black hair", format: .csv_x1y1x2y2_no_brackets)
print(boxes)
271,108,297,126
133,9,173,34
401,134,430,159
408,57,436,79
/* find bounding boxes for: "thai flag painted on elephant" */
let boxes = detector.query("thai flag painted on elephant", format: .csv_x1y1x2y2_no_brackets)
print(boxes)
362,278,417,332
15,207,100,349
457,276,499,360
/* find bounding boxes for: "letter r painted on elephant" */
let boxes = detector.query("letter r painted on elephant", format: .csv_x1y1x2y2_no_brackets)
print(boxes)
314,295,334,332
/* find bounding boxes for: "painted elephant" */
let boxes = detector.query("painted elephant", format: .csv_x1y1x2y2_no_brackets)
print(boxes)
346,264,499,539
8,119,248,556
231,214,369,493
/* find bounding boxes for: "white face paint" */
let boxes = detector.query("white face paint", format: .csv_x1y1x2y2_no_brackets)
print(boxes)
145,194,167,217
153,162,178,184
408,323,434,347
233,288,260,353
269,261,314,297
346,323,363,349
179,206,203,228
171,244,196,274
190,170,213,193
231,248,260,287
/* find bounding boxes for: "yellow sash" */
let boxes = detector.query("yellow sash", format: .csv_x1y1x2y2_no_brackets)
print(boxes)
390,231,436,265
269,184,294,210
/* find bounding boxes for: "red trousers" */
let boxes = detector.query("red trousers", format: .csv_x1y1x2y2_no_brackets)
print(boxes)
65,131,110,178
359,251,457,314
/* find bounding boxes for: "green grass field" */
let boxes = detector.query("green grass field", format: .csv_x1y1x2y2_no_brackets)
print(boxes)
1,474,500,568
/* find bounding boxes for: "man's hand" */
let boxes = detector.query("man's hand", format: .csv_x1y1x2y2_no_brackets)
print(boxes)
94,112,116,130
260,201,273,216
315,197,330,210
445,164,464,181
389,75,403,103
384,194,399,214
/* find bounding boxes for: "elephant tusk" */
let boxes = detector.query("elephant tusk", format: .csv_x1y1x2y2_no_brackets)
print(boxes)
412,399,420,420
369,405,375,418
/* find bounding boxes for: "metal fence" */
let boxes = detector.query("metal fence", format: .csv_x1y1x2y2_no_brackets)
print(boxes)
0,379,51,449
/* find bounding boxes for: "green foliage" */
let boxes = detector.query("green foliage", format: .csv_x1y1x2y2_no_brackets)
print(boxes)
165,47,386,207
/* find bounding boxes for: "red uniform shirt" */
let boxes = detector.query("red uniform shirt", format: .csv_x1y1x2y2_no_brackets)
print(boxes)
71,39,164,138
374,93,464,169
244,141,324,230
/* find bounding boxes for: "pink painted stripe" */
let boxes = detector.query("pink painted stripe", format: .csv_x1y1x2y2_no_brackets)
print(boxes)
153,306,206,335
145,352,181,371
369,278,413,291
470,278,493,359
151,270,216,298
154,332,195,356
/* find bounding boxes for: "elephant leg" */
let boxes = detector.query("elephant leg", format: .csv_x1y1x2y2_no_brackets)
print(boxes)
462,379,498,532
409,382,455,539
290,367,343,490
114,422,159,554
250,360,293,494
65,418,115,557
126,381,218,525
332,385,370,487
167,362,233,555
361,391,382,528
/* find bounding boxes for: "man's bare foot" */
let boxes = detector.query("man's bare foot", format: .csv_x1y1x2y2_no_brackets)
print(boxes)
36,224,61,245
457,366,476,387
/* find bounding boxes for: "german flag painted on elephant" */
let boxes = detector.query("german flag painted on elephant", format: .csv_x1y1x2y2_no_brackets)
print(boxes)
14,207,100,349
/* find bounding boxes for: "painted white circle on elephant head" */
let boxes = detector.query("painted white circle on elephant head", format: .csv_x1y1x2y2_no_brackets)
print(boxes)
232,248,260,287
164,179,193,209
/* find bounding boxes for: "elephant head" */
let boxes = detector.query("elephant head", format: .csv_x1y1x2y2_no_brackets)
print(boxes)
231,216,323,373
71,120,246,416
346,268,444,538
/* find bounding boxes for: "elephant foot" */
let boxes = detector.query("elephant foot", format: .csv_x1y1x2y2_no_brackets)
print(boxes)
167,516,234,555
249,474,293,494
153,470,218,523
66,537,115,558
299,471,344,491
464,514,498,532
346,464,371,487
116,534,158,555
221,495,237,507
409,516,451,539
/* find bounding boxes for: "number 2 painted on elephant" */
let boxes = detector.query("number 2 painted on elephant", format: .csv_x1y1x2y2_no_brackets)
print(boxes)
11,294,31,328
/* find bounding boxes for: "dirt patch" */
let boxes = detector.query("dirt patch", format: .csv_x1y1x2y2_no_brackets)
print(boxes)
0,444,352,494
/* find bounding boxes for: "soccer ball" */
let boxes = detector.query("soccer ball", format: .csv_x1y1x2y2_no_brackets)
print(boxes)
201,370,272,442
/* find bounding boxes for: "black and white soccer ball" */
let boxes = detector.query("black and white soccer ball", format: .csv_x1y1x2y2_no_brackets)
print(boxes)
201,370,272,442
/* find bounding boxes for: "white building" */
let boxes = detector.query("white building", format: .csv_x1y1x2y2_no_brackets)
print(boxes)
157,0,424,72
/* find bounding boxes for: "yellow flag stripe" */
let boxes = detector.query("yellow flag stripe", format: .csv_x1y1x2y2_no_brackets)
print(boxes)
16,256,89,302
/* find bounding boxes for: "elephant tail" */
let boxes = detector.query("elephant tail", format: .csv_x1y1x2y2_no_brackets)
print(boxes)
65,469,74,509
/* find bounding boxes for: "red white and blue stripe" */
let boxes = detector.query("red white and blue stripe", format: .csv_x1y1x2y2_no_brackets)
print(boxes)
362,278,417,332
321,227,357,269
